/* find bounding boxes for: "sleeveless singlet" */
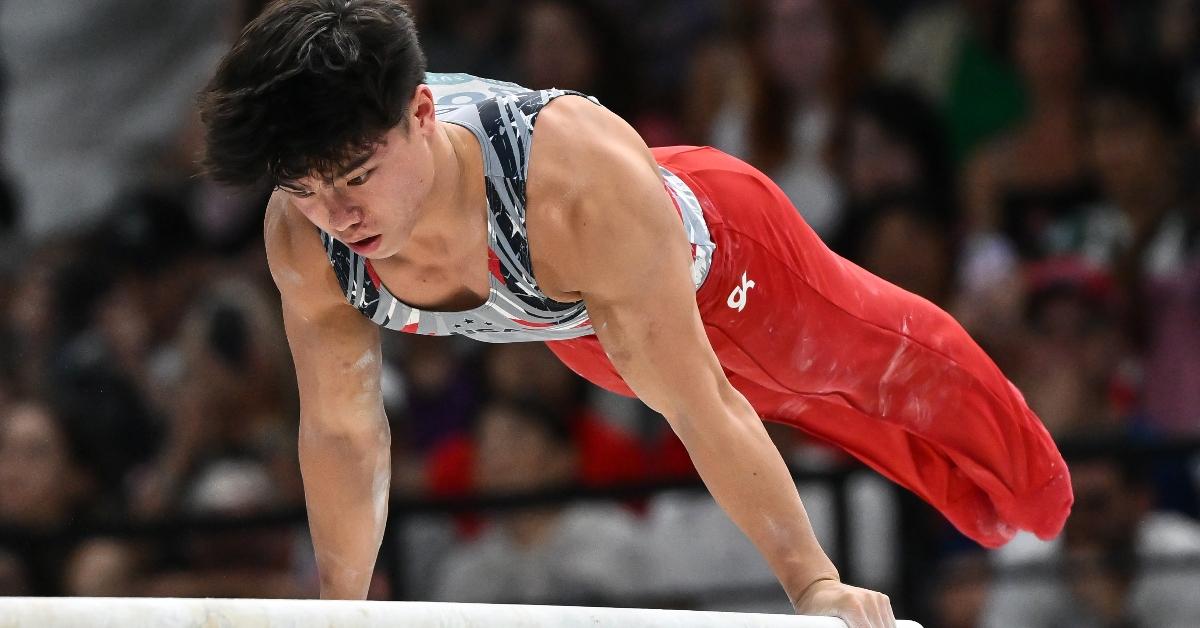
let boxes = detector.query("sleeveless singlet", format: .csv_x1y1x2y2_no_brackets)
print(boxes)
320,73,714,343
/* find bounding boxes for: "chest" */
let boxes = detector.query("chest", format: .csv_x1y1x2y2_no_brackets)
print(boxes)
367,226,494,313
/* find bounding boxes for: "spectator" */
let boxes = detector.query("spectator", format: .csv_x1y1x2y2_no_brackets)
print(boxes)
926,552,991,628
833,83,956,227
1007,260,1127,437
419,0,518,81
425,343,649,536
390,334,482,455
604,0,724,146
953,0,1110,359
146,457,314,598
431,397,644,603
130,277,299,518
707,0,882,238
961,0,1107,257
1079,66,1200,434
641,422,899,611
885,0,1026,161
982,454,1200,628
68,458,316,599
852,201,956,306
0,401,102,594
830,83,958,304
515,0,636,120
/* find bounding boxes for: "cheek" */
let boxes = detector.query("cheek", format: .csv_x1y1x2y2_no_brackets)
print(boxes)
1091,133,1134,178
292,200,326,228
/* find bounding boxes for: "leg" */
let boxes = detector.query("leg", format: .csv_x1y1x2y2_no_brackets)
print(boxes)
668,147,1071,547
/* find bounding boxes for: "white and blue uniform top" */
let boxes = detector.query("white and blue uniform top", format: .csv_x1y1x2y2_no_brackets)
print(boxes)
319,73,714,343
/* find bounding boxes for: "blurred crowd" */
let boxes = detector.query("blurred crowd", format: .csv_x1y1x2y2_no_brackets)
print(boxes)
1,0,1200,627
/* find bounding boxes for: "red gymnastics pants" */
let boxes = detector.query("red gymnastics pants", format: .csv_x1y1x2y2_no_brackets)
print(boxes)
546,146,1073,548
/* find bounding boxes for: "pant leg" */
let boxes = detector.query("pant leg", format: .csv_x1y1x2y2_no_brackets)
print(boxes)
550,146,1073,548
669,147,1071,547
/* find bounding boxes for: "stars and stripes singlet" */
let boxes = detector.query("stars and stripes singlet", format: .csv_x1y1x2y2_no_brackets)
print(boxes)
320,73,715,343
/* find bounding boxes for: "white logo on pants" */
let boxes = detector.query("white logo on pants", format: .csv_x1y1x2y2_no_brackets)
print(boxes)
727,272,756,312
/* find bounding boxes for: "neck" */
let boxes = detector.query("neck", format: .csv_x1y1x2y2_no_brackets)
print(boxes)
403,123,483,257
1030,85,1079,118
429,123,474,227
438,122,478,218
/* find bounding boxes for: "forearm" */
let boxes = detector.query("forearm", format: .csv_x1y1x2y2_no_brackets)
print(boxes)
298,418,391,599
669,385,838,601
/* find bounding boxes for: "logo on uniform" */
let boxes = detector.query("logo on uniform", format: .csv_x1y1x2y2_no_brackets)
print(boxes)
727,272,756,312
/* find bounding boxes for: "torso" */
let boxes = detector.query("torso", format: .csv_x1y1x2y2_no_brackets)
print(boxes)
363,132,494,313
312,73,715,343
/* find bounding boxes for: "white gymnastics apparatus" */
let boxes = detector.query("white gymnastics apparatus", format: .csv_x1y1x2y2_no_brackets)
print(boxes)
0,597,925,628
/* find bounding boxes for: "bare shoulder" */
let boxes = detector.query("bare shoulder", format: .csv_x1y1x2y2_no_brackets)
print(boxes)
530,95,653,194
527,95,685,294
263,192,346,317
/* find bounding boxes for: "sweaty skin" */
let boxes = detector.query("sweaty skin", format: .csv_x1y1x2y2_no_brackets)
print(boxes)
265,87,897,627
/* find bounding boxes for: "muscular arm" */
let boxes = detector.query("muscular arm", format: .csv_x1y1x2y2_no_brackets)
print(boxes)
264,195,389,600
530,98,840,604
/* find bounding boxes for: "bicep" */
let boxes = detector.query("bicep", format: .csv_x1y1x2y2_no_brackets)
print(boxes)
574,167,728,419
584,257,728,420
282,298,384,436
533,99,733,420
265,194,385,435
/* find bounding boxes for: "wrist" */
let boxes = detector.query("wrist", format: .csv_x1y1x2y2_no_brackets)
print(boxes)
317,564,372,600
319,581,369,600
787,570,841,607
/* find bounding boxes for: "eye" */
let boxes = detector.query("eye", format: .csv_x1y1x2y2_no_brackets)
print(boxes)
277,185,314,199
347,170,374,186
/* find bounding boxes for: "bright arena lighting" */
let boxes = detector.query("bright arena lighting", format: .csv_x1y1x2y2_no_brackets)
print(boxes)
0,597,924,627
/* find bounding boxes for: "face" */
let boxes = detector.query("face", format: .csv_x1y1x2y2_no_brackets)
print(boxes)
520,2,597,91
474,406,575,494
1089,95,1169,201
0,404,80,526
847,115,920,202
861,207,950,303
765,0,836,97
1014,0,1087,89
1064,461,1145,549
277,87,439,259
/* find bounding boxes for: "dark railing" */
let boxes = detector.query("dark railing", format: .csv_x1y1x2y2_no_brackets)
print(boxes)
0,437,1197,616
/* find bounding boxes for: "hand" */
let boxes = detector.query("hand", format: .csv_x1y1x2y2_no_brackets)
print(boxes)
791,577,896,628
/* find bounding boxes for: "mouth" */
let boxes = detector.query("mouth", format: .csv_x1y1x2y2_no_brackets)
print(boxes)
346,234,382,255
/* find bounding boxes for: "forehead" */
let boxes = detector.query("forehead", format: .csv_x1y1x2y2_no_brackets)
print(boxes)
1,405,57,441
288,129,405,186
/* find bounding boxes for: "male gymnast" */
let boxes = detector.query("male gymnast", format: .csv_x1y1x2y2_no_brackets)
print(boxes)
199,2,1073,626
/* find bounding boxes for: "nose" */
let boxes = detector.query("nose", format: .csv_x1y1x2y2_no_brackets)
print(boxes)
325,191,363,233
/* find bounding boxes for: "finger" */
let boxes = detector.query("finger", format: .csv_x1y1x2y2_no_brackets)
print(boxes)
873,597,892,628
864,607,883,628
881,595,897,628
868,595,897,628
842,605,870,628
834,607,857,628
871,604,888,628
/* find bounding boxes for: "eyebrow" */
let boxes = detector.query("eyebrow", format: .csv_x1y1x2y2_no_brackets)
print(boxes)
275,151,377,191
334,151,375,179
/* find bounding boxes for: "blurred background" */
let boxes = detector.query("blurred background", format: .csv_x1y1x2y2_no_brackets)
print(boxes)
1,0,1199,626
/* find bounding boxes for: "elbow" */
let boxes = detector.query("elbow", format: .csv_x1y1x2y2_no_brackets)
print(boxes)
665,380,759,440
299,412,390,451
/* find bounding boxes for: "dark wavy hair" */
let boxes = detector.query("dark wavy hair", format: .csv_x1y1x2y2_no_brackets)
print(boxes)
199,0,427,186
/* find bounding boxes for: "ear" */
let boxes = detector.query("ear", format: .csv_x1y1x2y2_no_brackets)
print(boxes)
410,84,437,134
